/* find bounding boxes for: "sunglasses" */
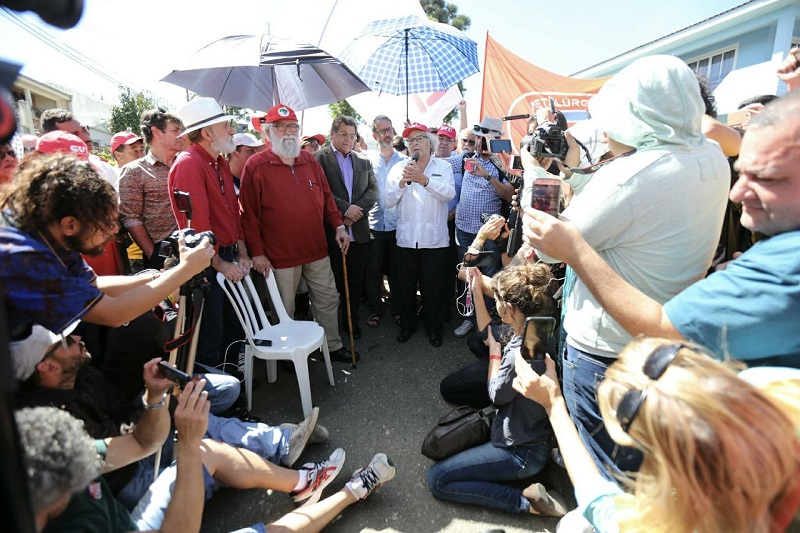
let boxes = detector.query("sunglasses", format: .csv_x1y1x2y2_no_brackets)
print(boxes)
472,126,498,135
616,343,685,433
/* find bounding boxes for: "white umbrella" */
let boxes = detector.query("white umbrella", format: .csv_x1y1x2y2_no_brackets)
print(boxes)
161,34,370,112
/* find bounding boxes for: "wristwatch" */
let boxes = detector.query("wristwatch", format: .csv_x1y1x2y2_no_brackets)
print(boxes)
142,392,167,410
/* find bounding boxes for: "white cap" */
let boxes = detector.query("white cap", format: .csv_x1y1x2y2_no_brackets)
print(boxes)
232,133,261,147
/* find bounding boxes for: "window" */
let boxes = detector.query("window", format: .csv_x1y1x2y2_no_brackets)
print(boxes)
687,47,736,91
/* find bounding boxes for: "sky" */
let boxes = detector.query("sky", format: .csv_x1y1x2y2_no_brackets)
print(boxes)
0,0,747,135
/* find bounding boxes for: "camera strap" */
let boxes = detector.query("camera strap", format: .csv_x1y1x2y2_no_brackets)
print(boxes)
569,148,637,175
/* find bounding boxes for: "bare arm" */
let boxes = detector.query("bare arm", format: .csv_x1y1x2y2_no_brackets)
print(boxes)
159,380,210,533
102,359,177,473
467,268,493,332
83,235,213,327
522,207,682,339
702,115,741,157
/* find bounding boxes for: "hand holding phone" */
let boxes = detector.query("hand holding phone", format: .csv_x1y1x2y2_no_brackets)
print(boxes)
463,250,495,268
158,360,192,388
531,177,562,218
489,139,512,154
520,316,556,361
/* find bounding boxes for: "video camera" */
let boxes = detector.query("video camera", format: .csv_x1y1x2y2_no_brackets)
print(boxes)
158,229,216,260
522,122,568,160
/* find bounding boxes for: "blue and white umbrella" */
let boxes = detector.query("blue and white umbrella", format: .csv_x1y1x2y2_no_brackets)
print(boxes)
339,14,479,121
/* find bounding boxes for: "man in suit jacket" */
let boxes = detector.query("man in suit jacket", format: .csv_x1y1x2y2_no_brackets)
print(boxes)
315,115,378,339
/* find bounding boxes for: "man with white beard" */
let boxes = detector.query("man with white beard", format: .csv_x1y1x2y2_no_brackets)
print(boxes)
240,104,356,362
169,97,253,370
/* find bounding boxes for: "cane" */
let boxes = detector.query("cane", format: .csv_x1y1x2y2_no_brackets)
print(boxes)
341,250,357,368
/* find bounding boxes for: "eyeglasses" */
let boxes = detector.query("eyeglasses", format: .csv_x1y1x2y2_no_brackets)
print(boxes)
460,138,476,145
616,343,685,433
336,132,357,141
273,123,300,133
406,135,428,144
437,135,454,142
0,147,16,159
215,164,226,196
46,335,77,359
374,127,393,136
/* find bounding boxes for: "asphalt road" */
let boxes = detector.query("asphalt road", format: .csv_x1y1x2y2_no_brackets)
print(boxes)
202,305,560,533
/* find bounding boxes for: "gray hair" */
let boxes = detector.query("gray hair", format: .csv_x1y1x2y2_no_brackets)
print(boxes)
16,407,103,513
406,130,438,155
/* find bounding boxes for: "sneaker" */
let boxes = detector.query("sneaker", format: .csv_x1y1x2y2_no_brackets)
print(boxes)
454,319,476,338
345,453,396,500
279,422,330,444
292,447,346,506
285,407,319,467
523,482,568,517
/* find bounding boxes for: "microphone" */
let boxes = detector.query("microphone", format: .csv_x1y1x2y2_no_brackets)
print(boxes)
502,113,531,121
411,152,420,163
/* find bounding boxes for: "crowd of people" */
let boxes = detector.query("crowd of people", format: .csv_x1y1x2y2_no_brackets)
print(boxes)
1,43,799,532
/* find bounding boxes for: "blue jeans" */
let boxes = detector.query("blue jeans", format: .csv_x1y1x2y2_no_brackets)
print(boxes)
116,414,289,510
195,362,241,414
562,343,642,481
427,440,550,514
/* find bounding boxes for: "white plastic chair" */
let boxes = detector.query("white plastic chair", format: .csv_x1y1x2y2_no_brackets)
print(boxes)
216,270,335,416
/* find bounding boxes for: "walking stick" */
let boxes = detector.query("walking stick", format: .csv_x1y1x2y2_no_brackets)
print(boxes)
341,250,357,368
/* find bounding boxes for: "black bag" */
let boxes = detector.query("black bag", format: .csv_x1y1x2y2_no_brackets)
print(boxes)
421,405,496,461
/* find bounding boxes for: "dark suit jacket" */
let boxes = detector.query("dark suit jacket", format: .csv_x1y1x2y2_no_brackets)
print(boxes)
314,146,378,244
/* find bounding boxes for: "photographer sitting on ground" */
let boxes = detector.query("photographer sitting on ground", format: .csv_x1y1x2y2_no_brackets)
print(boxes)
428,261,566,517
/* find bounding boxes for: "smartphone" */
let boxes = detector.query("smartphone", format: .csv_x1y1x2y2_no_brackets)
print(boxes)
172,189,193,218
531,177,562,218
464,158,477,173
520,316,557,361
489,139,512,153
158,360,192,388
253,338,273,347
463,250,495,268
726,109,751,125
509,154,524,171
480,213,503,224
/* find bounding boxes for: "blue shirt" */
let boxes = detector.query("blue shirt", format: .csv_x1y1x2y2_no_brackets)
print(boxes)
664,230,800,366
455,156,504,234
367,150,404,231
444,153,463,213
333,147,355,239
0,224,102,337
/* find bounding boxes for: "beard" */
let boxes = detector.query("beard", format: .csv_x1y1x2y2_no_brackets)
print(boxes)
211,130,236,155
64,230,112,257
269,130,301,159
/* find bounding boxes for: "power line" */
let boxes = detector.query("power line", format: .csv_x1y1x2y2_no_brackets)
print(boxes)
0,8,140,91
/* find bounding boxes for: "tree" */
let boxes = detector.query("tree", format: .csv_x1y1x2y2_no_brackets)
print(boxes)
329,100,364,124
109,87,157,134
420,0,471,123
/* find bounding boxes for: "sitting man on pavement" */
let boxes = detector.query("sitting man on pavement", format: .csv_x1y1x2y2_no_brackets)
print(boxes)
19,403,395,533
10,326,339,514
240,103,355,363
314,114,378,341
0,153,213,341
452,116,516,339
523,87,800,370
521,55,731,480
385,123,455,347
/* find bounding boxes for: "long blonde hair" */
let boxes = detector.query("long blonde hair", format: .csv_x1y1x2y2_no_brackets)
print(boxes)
598,338,799,533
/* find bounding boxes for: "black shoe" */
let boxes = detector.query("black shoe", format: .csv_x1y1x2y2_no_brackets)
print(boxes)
428,331,443,347
344,323,362,340
330,346,360,363
396,328,415,343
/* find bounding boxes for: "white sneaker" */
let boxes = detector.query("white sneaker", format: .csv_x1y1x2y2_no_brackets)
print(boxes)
292,448,346,507
285,407,318,467
345,453,396,500
454,319,476,338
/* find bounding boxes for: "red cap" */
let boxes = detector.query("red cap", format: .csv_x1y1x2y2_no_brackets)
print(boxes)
402,122,429,138
301,134,325,146
110,131,142,153
36,131,89,160
264,104,298,124
436,124,457,139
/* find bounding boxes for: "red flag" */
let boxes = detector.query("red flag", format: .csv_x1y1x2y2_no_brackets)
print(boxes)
479,34,610,151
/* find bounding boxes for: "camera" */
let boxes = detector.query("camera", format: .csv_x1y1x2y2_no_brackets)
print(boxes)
158,229,216,259
522,122,568,160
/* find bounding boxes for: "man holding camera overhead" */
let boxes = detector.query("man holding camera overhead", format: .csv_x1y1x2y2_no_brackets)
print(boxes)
452,116,516,339
169,97,252,369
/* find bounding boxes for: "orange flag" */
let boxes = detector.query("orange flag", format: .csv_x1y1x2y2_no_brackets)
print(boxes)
479,34,610,150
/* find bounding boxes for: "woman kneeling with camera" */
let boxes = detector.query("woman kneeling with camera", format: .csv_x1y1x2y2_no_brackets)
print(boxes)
427,261,567,516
